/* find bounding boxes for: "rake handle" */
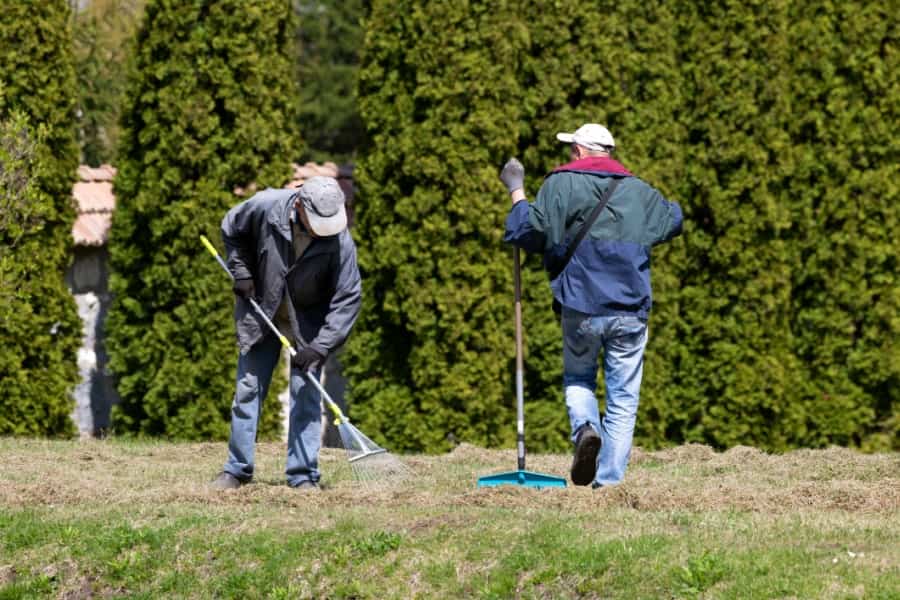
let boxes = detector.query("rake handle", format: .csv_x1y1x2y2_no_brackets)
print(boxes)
304,369,347,423
514,246,525,472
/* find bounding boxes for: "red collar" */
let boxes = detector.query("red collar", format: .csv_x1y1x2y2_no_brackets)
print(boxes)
552,156,632,176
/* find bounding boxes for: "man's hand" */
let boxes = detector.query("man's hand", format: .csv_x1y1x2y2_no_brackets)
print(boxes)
292,347,326,373
232,277,255,300
499,158,525,194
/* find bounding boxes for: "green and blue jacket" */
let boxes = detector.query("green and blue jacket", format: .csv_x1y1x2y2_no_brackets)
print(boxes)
504,157,683,318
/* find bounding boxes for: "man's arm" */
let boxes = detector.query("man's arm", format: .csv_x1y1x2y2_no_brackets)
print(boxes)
505,177,574,259
220,196,264,281
642,184,683,245
500,158,548,253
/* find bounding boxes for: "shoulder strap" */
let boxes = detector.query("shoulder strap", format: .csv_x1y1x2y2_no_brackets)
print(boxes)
558,178,621,272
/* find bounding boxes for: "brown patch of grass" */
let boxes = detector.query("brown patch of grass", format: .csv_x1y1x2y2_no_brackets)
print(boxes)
0,439,897,517
0,564,16,586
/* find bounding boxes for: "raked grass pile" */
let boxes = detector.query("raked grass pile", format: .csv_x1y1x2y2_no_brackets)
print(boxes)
0,438,897,598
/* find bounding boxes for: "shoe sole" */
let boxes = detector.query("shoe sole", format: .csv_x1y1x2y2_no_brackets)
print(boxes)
291,482,319,490
210,473,245,490
211,484,241,490
570,431,601,486
210,482,242,490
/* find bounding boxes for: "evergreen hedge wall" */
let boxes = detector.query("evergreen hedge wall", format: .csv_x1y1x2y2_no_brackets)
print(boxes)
71,0,146,166
106,0,299,439
0,0,81,437
347,0,898,452
295,0,368,162
346,1,531,452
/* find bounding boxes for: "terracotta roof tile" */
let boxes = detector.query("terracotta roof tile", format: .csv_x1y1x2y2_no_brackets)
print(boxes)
76,164,116,182
72,162,352,245
73,165,117,246
73,181,115,213
73,212,112,247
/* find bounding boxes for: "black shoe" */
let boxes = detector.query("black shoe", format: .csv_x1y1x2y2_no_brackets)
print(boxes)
570,425,601,486
210,471,243,490
292,480,320,492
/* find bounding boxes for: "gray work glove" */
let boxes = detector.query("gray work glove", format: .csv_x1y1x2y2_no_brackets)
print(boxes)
499,158,525,194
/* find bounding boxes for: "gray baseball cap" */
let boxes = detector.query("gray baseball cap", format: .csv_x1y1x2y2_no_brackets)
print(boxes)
296,176,347,237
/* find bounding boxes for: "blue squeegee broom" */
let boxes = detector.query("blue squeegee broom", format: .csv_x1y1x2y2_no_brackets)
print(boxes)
477,247,566,489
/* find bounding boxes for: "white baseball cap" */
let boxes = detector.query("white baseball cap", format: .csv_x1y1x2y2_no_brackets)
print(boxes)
296,176,347,237
556,123,615,151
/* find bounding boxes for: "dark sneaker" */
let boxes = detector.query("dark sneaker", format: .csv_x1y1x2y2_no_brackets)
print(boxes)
210,471,242,490
292,480,320,492
570,425,601,486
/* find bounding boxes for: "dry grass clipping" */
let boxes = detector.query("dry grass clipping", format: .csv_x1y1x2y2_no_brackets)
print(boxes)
1,439,897,517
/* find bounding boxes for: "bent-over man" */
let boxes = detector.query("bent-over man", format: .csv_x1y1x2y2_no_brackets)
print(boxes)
211,176,361,491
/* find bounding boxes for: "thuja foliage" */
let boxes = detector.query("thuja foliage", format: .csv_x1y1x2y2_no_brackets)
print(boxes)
106,0,299,439
294,0,368,162
346,1,536,453
0,0,81,436
783,2,899,451
347,0,898,452
71,0,146,166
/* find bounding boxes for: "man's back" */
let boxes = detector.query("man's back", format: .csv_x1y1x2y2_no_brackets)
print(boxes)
505,156,682,317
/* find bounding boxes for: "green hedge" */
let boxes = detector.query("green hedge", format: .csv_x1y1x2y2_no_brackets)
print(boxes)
295,0,368,162
347,0,898,452
106,0,299,439
344,1,537,453
71,0,146,167
783,1,899,450
0,0,81,437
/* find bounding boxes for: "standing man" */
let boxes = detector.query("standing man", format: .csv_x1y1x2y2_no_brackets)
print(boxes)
500,124,683,487
211,176,362,490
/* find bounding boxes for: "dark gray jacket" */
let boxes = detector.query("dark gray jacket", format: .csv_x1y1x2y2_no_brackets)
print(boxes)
221,187,362,355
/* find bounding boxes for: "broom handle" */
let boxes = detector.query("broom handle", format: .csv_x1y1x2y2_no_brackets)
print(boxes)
514,246,525,471
200,234,348,423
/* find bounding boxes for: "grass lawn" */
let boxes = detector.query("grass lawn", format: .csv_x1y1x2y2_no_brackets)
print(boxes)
0,438,897,599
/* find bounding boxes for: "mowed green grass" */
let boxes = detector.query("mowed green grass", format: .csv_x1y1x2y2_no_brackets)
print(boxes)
0,438,897,599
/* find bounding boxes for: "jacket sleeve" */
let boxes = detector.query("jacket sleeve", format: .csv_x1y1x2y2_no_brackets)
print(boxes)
503,200,545,253
308,232,362,355
643,185,684,245
220,195,265,281
503,174,571,253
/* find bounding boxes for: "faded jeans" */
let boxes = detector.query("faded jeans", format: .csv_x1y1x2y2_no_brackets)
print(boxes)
223,333,322,487
562,307,648,486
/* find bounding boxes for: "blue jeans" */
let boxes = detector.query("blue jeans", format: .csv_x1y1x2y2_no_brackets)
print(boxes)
562,308,648,486
223,333,322,487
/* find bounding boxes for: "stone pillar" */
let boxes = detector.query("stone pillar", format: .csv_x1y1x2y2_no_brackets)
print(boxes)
71,291,116,437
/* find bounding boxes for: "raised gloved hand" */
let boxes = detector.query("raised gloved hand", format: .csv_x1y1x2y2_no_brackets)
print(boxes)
292,347,326,373
232,277,255,300
499,158,525,194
